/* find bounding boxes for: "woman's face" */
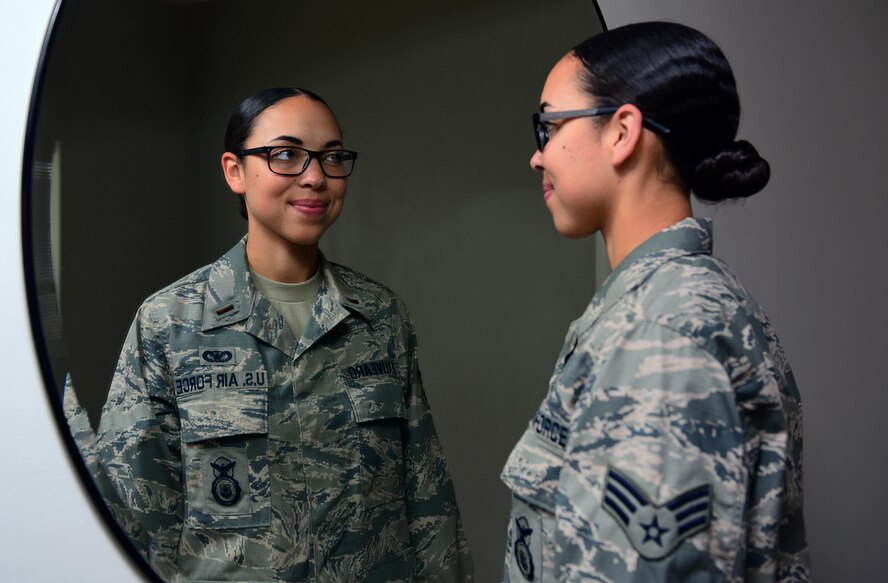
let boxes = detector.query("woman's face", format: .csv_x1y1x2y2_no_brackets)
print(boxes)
230,95,347,250
530,55,616,239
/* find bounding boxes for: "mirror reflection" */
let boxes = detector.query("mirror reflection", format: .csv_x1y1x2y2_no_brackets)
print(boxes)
28,0,605,579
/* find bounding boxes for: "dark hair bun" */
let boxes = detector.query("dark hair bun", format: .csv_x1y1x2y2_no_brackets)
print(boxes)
690,140,770,202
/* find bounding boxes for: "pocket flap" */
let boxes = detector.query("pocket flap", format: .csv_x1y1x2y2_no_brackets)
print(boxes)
179,388,268,443
346,383,406,423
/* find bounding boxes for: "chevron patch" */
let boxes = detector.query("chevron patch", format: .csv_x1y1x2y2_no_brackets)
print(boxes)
603,465,711,559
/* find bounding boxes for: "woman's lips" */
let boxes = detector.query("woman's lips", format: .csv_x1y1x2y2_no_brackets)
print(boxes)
290,199,328,217
543,184,554,202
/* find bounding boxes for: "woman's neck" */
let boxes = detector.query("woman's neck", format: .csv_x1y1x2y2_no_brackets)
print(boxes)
245,235,319,284
602,180,692,270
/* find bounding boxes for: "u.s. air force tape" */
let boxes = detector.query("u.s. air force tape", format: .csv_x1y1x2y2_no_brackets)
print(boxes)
175,370,268,397
532,410,569,449
603,465,711,559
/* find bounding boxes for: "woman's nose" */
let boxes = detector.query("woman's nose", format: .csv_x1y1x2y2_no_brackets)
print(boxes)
530,148,544,171
298,157,327,188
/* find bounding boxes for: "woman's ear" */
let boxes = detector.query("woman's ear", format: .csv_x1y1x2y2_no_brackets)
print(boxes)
609,103,645,167
221,152,246,194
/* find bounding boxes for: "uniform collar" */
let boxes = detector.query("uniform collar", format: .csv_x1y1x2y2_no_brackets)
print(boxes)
201,237,371,358
201,237,254,332
315,255,372,321
578,217,713,329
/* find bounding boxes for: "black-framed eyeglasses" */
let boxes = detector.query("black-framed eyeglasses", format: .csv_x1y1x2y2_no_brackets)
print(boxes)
532,106,671,151
237,145,358,178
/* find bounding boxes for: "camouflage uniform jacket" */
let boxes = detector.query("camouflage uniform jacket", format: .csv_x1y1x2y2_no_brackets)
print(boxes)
501,218,809,582
97,238,473,582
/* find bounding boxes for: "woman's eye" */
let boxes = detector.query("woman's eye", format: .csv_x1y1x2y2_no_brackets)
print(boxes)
271,148,298,161
322,151,346,164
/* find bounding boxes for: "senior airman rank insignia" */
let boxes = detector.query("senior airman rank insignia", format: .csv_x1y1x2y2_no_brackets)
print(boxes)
210,456,242,506
603,466,711,559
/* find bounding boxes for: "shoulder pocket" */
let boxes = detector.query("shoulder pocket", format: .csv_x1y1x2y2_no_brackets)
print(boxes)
179,387,271,529
348,382,406,423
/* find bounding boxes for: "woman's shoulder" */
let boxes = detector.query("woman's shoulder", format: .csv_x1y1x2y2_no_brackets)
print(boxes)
140,240,249,311
133,261,216,325
148,262,213,300
645,253,749,305
635,254,769,350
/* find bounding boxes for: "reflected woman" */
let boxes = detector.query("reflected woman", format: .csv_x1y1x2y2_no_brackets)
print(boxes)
501,23,810,581
96,87,472,581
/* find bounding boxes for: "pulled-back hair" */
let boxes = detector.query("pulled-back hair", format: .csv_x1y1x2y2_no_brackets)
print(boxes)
224,87,333,218
572,21,769,202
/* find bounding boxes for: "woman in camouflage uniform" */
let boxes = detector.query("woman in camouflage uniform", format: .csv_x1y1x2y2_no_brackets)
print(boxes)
502,22,810,582
96,87,472,582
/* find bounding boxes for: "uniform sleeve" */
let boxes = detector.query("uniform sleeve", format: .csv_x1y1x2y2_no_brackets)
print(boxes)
63,375,154,560
401,316,474,581
556,320,747,581
95,308,184,581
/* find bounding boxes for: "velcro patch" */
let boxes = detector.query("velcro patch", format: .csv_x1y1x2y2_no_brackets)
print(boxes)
603,465,711,559
210,456,242,506
532,410,569,449
200,347,237,366
513,516,536,580
507,498,543,582
344,359,398,380
175,370,268,397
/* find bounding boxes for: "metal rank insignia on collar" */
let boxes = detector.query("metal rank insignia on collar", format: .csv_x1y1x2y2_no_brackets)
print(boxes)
210,456,242,507
603,466,711,559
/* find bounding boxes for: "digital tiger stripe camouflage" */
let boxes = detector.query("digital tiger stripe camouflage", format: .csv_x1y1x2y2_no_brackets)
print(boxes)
501,218,809,582
95,238,472,582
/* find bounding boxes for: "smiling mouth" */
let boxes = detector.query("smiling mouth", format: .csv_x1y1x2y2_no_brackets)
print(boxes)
290,199,329,215
291,199,327,207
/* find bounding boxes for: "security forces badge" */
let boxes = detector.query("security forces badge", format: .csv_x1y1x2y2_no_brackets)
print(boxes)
506,496,545,582
513,516,536,580
603,465,712,559
210,456,242,506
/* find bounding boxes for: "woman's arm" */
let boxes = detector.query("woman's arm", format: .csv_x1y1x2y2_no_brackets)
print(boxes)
95,309,184,580
556,320,757,581
401,316,474,581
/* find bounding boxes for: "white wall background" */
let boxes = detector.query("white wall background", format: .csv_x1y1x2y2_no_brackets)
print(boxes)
600,2,888,580
0,0,142,580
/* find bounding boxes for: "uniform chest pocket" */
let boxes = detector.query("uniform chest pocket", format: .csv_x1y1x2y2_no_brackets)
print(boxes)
179,387,271,529
345,382,408,510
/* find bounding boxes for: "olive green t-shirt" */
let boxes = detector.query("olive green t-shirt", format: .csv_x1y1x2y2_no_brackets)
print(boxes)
249,268,321,340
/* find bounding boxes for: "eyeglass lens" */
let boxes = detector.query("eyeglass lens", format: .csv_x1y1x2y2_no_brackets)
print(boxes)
268,147,355,178
533,116,549,151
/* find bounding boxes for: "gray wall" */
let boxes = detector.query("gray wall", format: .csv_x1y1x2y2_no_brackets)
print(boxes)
38,1,604,580
599,2,887,580
41,0,192,411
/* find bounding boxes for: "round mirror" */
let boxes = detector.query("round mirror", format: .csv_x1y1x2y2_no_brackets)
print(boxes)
24,0,606,578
